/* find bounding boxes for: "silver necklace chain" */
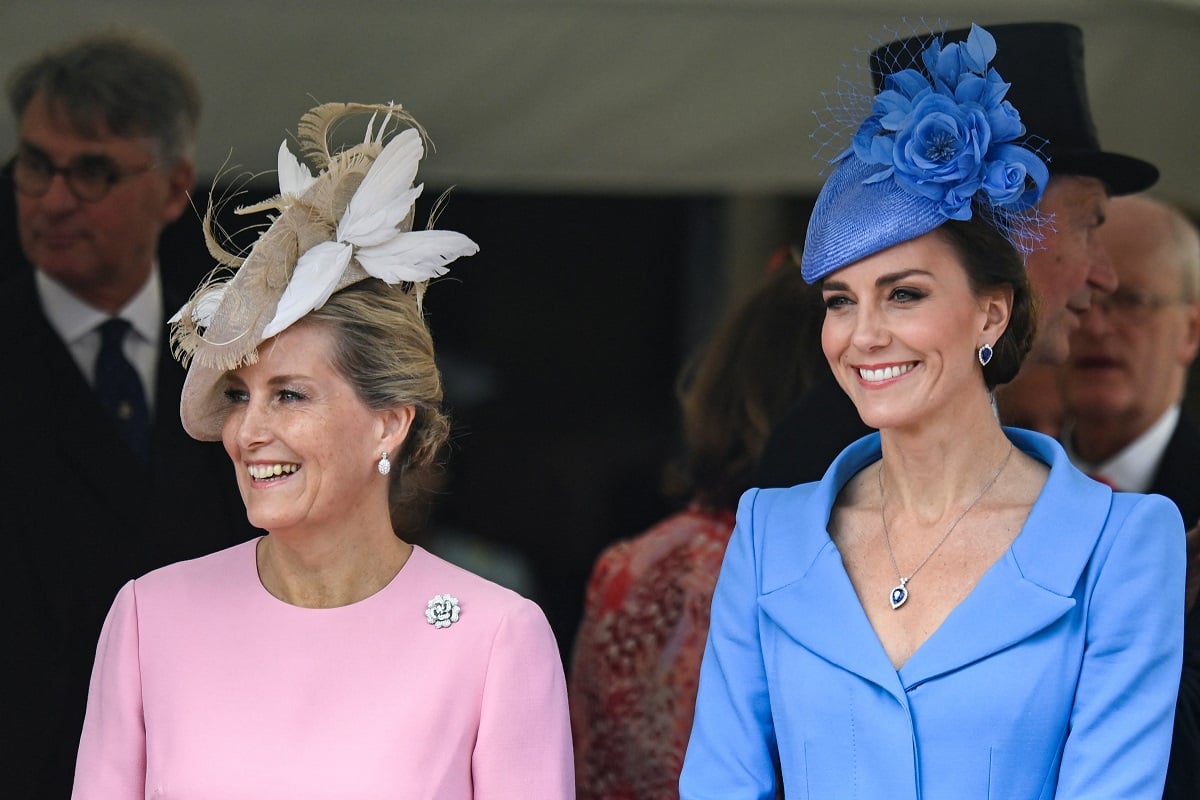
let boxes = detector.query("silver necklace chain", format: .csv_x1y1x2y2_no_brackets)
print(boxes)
878,444,1015,610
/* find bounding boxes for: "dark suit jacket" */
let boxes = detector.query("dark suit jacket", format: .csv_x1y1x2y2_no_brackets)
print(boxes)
1150,415,1200,800
1,266,258,798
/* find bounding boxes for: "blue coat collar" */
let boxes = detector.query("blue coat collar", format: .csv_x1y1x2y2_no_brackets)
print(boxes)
757,428,1111,696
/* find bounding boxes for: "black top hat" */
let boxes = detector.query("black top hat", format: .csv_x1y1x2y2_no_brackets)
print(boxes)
871,22,1158,195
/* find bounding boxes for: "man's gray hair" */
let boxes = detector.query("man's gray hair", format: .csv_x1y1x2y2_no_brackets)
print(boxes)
7,30,201,163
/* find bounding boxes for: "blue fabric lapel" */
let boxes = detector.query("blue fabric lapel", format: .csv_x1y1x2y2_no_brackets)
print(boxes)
757,434,906,698
759,541,907,699
755,428,1111,694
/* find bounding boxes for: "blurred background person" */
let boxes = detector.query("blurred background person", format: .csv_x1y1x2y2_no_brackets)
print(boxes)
1057,193,1200,799
72,103,573,798
1059,195,1200,510
570,264,824,799
0,32,253,795
994,361,1066,438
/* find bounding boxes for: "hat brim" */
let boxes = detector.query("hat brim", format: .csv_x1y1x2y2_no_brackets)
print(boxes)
180,362,228,442
1048,148,1159,196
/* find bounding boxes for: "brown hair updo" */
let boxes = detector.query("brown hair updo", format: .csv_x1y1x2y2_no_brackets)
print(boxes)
306,279,450,525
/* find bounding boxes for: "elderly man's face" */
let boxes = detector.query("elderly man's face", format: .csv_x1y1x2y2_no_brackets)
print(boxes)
1061,196,1200,449
14,90,193,311
1024,175,1117,366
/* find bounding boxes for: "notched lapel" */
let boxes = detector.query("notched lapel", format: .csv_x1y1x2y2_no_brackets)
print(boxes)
754,431,1109,696
754,437,907,698
898,554,1077,687
903,431,1110,686
759,546,906,698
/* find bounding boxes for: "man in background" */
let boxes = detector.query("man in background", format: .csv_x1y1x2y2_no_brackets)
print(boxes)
1,32,255,795
992,362,1066,438
1058,194,1200,799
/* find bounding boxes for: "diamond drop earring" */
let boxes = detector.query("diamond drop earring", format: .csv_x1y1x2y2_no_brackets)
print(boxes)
377,451,392,476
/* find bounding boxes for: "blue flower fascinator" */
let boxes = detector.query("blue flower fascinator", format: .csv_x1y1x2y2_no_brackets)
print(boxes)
801,24,1049,284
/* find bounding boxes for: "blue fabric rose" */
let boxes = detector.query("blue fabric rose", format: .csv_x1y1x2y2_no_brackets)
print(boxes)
982,144,1049,207
892,94,991,218
848,23,1047,219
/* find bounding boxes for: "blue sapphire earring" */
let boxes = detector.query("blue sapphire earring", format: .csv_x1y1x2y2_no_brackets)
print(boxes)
978,343,994,367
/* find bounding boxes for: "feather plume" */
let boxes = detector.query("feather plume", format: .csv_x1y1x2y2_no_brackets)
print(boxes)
295,103,344,171
337,129,424,245
202,203,247,268
364,111,382,145
171,100,480,443
234,196,289,216
277,140,317,198
320,158,370,229
339,185,423,247
356,230,480,283
295,102,423,171
172,99,477,430
262,241,353,339
197,154,259,267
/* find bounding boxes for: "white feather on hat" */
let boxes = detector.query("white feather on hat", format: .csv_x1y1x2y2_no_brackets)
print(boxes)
169,101,479,440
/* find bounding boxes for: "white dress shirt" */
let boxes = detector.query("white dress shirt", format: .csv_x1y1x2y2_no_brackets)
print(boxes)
1063,404,1180,493
35,267,162,416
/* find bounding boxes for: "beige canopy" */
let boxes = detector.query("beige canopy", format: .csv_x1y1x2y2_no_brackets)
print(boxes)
1,0,1196,210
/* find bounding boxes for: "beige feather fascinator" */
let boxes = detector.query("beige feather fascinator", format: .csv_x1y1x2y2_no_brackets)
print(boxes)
170,101,479,441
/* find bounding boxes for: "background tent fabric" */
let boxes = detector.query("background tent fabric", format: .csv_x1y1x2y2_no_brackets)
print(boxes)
1,0,1196,206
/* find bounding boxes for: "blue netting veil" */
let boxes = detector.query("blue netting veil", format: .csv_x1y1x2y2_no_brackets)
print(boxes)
801,21,1052,284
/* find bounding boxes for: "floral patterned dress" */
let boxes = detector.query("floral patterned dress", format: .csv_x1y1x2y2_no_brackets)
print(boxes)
569,504,736,800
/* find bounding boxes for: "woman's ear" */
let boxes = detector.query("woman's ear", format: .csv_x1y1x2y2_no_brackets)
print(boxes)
980,286,1014,342
379,405,417,457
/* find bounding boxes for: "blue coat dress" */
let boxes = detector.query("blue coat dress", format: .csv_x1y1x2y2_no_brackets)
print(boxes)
681,429,1184,799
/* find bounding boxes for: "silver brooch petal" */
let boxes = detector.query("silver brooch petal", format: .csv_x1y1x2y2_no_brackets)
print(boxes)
425,593,461,628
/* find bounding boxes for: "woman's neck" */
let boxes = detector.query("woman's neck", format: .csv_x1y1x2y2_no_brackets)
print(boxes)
876,408,1014,522
256,526,413,608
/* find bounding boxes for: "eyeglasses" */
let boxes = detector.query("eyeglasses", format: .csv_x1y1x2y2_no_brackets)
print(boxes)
11,149,157,203
1091,288,1187,321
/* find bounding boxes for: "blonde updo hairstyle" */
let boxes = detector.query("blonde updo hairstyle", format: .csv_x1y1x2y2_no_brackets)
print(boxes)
305,278,450,523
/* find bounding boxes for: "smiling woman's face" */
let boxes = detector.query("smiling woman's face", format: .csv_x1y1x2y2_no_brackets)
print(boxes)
220,320,392,536
820,230,1007,433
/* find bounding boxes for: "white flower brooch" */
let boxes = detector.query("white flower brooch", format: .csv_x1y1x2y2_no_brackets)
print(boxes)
425,594,461,629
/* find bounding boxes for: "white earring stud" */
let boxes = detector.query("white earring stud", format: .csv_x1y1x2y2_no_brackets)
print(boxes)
377,451,391,475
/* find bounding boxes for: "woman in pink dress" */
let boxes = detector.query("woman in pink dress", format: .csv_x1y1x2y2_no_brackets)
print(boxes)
569,265,825,799
71,103,574,799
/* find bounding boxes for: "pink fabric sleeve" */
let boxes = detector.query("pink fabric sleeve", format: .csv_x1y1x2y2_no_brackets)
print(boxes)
72,580,146,799
473,598,575,799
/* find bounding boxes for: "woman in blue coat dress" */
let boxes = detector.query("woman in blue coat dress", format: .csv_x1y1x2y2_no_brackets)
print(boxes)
680,23,1185,799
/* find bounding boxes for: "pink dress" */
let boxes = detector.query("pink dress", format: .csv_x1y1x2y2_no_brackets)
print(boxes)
569,505,735,799
72,540,574,799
